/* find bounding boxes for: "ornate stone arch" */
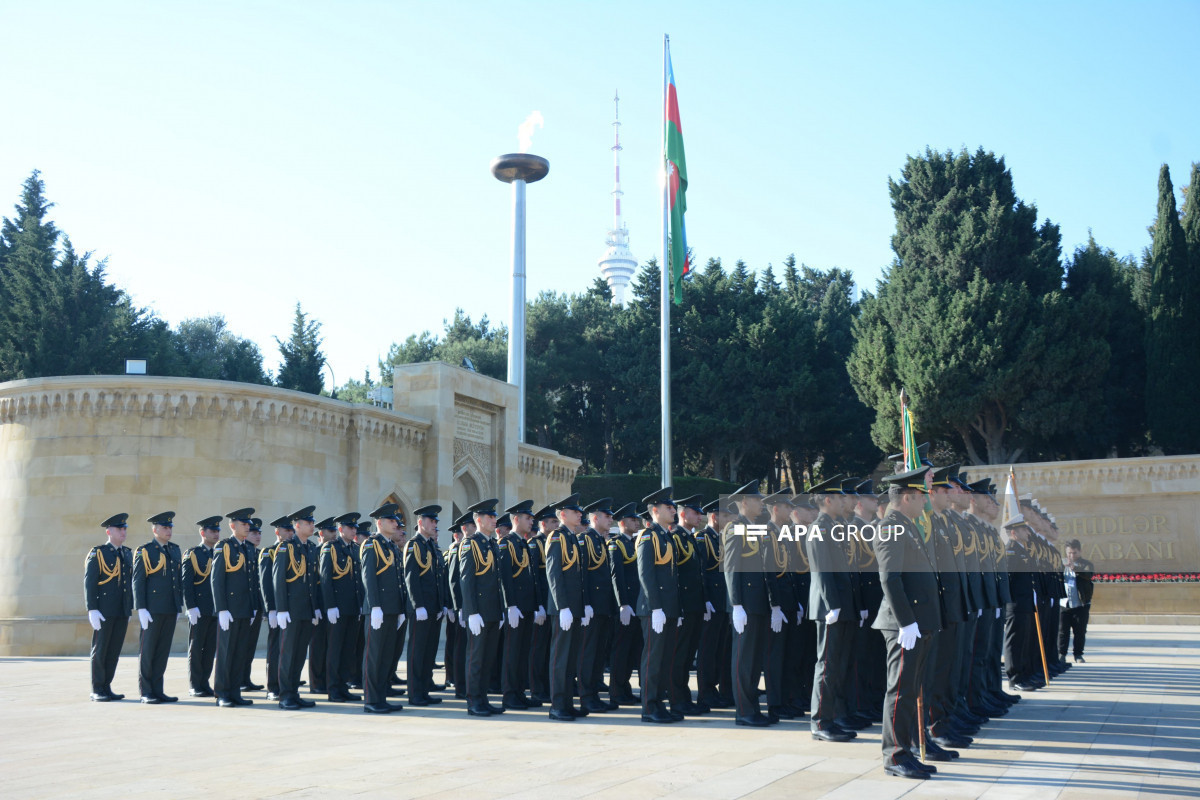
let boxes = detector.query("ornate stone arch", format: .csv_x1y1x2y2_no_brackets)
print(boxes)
381,487,417,530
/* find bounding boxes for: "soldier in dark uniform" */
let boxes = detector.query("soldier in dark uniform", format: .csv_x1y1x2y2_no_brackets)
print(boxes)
272,511,316,710
847,481,886,724
668,495,709,716
527,504,555,704
321,514,362,702
804,479,860,741
444,515,469,698
577,498,617,713
387,518,410,695
545,493,588,721
761,490,797,723
1004,517,1038,691
499,499,540,709
637,487,682,724
875,467,942,780
607,503,643,706
182,516,221,697
257,518,285,700
696,499,732,709
84,513,133,701
212,508,256,707
132,511,183,704
352,520,371,688
724,481,772,726
788,496,819,716
241,520,265,693
361,503,407,713
304,511,333,694
404,504,443,706
459,498,506,716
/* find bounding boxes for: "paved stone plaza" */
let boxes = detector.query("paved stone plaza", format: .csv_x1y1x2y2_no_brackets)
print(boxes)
0,624,1195,799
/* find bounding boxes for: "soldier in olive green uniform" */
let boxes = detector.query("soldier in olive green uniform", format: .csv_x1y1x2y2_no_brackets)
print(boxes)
182,516,222,697
361,504,408,713
84,513,133,701
133,511,183,703
545,494,588,721
499,499,541,709
637,487,682,724
404,505,443,706
695,499,732,709
527,505,556,703
322,514,362,702
273,511,316,710
724,481,772,727
459,499,506,716
213,508,256,707
607,503,643,706
240,520,265,692
577,498,617,713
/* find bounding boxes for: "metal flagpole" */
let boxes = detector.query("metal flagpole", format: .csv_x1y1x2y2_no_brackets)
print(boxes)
660,33,671,489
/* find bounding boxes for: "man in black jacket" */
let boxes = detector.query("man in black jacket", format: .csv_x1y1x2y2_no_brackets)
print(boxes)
499,499,540,710
460,498,506,716
405,504,444,706
133,511,183,704
322,513,362,702
608,503,643,706
1058,539,1094,663
182,516,221,697
84,513,133,701
724,480,772,727
695,499,731,709
213,508,256,707
362,504,408,713
637,487,682,724
545,494,588,721
273,510,317,710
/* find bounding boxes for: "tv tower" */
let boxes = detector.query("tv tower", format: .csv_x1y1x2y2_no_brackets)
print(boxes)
597,91,637,305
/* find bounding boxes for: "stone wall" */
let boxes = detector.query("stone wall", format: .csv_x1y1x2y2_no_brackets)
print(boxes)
0,368,579,656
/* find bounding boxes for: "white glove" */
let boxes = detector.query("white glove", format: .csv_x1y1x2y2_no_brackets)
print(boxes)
398,613,406,627
898,621,920,650
584,605,594,621
370,607,383,629
458,614,466,628
187,607,200,625
469,614,484,635
277,611,291,629
534,606,547,625
978,608,983,618
996,607,1002,619
619,605,633,626
268,610,278,629
732,605,747,634
1033,589,1038,605
88,610,103,630
703,606,712,622
559,608,573,631
327,607,340,625
825,608,841,625
137,609,151,630
797,603,804,618
770,605,784,633
507,606,523,628
676,616,683,627
311,615,319,626
314,609,322,621
581,612,591,627
218,610,232,631
651,608,666,634
251,609,257,621
706,601,715,615
415,606,428,621
436,609,444,621
860,609,869,621
446,609,456,623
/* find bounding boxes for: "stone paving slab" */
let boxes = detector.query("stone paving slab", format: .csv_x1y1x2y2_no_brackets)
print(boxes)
0,624,1196,799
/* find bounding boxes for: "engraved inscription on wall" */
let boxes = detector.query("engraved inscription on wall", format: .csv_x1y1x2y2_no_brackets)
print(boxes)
455,406,492,445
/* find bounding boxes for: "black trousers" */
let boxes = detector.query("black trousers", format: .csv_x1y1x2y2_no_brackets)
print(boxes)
880,627,933,765
549,620,581,711
793,618,818,709
851,622,887,715
670,611,702,707
988,607,1006,692
764,615,793,707
925,622,958,732
308,616,328,691
391,617,406,679
529,618,551,699
502,616,533,695
609,615,643,698
326,614,358,695
188,614,218,691
1059,605,1089,659
279,617,314,700
968,611,995,708
138,612,176,698
91,615,128,693
363,613,398,706
467,619,502,705
640,614,676,713
353,622,365,685
266,624,281,694
696,610,731,702
1043,601,1060,664
214,616,253,700
810,620,853,730
407,617,439,701
578,613,613,702
445,620,459,686
731,613,766,719
241,612,262,687
1004,606,1034,682
951,615,978,717
454,620,467,692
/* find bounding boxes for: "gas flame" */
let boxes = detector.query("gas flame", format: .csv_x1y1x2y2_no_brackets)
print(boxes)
518,111,544,153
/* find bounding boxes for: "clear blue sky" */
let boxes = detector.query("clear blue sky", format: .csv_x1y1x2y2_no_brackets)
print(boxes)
3,1,1197,385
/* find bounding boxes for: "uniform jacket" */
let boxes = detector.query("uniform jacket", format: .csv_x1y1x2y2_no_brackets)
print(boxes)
671,525,706,615
403,534,441,614
258,544,277,612
930,512,968,624
764,521,797,612
636,523,681,617
182,544,216,616
445,538,464,612
133,539,183,614
696,525,728,613
320,537,361,615
545,524,585,617
274,538,315,619
722,515,770,614
362,533,405,615
497,531,537,616
1006,539,1036,613
608,532,640,609
579,527,618,615
528,532,549,609
873,509,943,633
459,532,503,622
84,542,133,618
212,536,255,618
806,511,857,621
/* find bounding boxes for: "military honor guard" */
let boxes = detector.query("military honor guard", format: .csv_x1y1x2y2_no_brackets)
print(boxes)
499,500,541,710
272,510,317,710
577,498,617,713
182,516,221,697
670,495,709,716
404,504,444,706
636,487,682,724
321,514,362,702
361,503,407,713
212,508,256,707
607,503,643,706
723,481,772,726
259,517,286,700
695,499,732,709
84,513,133,701
445,514,468,698
761,489,798,723
545,493,588,720
304,512,333,694
527,504,556,704
240,519,265,693
131,511,183,704
459,498,506,716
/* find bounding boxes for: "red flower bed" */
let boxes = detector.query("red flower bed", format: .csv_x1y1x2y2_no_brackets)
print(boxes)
1092,573,1200,583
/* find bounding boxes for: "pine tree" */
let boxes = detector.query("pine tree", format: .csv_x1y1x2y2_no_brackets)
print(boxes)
1145,164,1200,453
275,303,326,394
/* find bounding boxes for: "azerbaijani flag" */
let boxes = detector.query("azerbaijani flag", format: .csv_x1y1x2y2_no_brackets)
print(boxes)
900,388,933,542
665,46,689,304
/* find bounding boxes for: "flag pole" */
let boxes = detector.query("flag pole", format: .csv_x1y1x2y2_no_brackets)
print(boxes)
660,33,671,489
